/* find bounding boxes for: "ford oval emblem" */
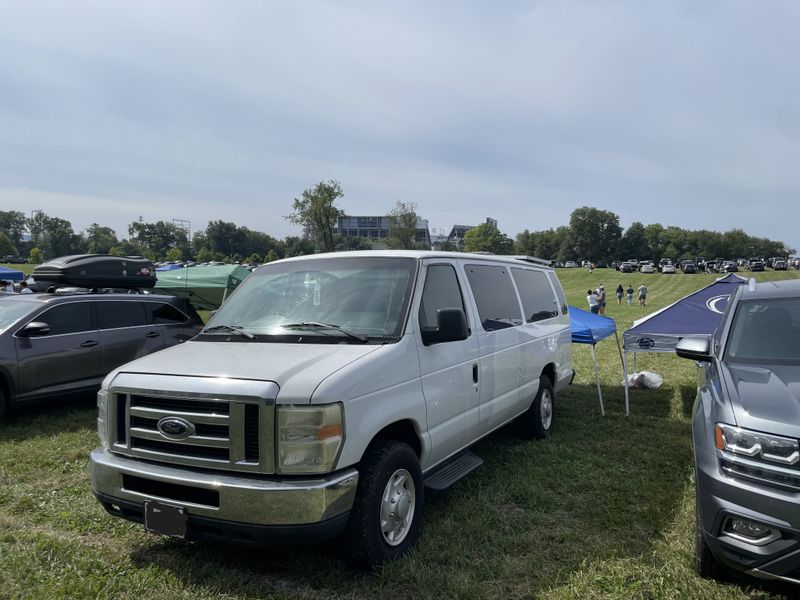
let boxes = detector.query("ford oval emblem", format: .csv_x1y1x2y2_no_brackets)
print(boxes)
157,416,195,440
637,337,656,350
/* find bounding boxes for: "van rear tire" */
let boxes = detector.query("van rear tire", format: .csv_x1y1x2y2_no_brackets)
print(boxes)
341,440,423,569
517,376,554,440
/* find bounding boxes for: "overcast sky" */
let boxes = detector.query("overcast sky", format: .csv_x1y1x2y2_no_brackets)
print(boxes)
1,1,798,251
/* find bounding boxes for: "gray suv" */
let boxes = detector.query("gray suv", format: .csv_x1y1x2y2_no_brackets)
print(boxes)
676,278,800,585
0,293,202,421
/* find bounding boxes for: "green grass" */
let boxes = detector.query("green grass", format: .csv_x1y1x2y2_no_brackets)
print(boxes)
1,268,799,598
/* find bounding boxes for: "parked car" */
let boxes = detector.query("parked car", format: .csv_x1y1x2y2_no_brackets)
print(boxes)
611,261,621,270
620,262,634,273
748,259,765,272
564,261,577,268
773,259,788,271
2,255,27,264
640,263,655,274
676,278,800,585
89,251,574,568
0,292,202,421
723,261,739,273
661,264,676,274
659,258,673,272
682,262,698,274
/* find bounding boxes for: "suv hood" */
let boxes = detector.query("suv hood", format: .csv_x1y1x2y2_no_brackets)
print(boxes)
722,363,800,438
110,340,383,404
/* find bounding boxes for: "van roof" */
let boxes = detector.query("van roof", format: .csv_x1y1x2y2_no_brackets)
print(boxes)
272,250,554,269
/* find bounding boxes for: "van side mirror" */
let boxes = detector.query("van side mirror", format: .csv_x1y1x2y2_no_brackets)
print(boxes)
20,321,51,337
422,308,469,345
675,336,713,362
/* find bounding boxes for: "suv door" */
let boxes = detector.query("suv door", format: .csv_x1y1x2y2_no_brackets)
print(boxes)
14,301,101,400
415,262,481,465
145,300,199,345
96,300,165,374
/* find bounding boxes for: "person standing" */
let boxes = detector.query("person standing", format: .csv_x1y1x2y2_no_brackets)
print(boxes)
19,281,33,294
637,283,648,307
626,284,634,305
615,284,624,304
587,289,600,314
597,285,607,315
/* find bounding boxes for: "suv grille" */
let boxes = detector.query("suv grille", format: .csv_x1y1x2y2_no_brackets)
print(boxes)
111,391,272,474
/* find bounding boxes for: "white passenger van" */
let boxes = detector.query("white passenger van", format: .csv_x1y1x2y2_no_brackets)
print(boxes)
90,251,573,567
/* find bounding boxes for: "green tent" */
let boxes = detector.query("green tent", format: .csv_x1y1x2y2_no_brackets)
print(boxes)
154,265,251,310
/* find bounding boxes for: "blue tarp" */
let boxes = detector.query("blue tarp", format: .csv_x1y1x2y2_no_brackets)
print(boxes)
0,266,25,281
156,264,184,272
622,273,747,353
569,305,617,345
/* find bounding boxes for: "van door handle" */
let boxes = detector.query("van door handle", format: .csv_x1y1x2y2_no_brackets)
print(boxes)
145,331,160,339
80,340,99,348
472,364,479,383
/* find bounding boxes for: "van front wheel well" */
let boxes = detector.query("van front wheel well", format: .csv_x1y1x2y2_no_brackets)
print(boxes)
367,421,422,460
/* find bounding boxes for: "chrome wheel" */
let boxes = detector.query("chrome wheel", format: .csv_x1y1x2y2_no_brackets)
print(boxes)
380,468,416,546
540,389,553,430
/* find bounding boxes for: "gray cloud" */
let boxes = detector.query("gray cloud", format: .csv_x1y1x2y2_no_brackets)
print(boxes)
1,1,798,250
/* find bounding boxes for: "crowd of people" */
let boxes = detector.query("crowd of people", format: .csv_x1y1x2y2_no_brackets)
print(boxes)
587,282,649,314
0,279,32,294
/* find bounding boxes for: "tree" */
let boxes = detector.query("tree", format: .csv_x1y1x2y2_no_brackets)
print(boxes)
618,221,648,260
567,207,622,263
0,210,26,247
285,180,346,252
386,201,420,249
463,222,514,254
29,247,43,264
266,249,279,262
33,215,83,259
0,232,17,256
128,221,190,259
85,223,119,255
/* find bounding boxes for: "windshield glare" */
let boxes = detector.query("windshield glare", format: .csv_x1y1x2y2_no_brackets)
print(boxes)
0,299,35,334
725,298,800,364
207,257,416,338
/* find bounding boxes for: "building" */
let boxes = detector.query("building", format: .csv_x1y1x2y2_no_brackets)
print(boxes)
335,216,431,247
446,218,498,249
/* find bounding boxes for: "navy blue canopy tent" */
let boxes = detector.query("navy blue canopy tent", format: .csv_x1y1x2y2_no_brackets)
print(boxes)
569,305,622,416
0,266,25,281
621,273,747,414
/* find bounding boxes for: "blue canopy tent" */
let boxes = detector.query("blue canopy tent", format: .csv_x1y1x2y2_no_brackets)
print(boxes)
621,273,747,414
569,305,622,416
0,266,25,281
155,264,184,272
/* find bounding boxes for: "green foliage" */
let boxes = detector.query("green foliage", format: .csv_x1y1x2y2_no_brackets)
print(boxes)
0,231,17,256
334,236,372,251
28,247,43,264
165,247,184,262
566,207,622,263
285,180,346,252
26,212,84,260
84,223,119,255
386,200,420,249
463,222,514,254
0,210,27,246
128,221,189,260
266,249,279,262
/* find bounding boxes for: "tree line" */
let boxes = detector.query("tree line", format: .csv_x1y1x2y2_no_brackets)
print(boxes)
0,186,794,264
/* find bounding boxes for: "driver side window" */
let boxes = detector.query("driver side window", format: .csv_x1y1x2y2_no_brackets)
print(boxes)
419,264,467,332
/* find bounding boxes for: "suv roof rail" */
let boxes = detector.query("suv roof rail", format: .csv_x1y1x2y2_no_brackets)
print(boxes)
513,255,553,266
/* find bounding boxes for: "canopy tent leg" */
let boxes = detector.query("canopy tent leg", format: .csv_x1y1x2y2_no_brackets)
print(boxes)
633,351,638,373
591,344,604,416
622,350,630,416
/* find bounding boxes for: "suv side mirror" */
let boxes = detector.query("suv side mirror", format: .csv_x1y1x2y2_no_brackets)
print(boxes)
422,308,469,345
20,321,51,337
675,336,713,362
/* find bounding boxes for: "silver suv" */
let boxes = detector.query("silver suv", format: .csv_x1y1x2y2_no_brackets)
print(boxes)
676,278,800,585
0,292,202,422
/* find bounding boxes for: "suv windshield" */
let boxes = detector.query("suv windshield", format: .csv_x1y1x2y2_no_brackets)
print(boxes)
0,299,36,334
204,257,417,341
725,298,800,364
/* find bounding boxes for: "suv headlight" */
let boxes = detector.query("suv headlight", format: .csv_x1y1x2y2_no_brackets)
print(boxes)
715,423,799,465
97,389,109,447
277,403,344,474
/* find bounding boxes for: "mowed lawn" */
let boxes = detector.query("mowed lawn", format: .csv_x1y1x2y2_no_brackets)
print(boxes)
1,267,799,599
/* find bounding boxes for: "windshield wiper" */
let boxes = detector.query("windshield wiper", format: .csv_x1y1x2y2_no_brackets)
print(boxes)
279,322,368,343
202,324,255,339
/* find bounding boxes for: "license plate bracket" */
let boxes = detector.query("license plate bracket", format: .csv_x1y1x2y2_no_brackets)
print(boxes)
144,500,188,538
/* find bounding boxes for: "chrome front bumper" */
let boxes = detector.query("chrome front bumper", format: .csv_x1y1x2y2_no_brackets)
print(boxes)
90,448,358,527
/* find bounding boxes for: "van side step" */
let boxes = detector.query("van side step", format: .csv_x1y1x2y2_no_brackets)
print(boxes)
423,450,483,491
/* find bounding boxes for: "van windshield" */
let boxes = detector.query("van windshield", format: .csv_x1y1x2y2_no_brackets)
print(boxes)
203,257,417,341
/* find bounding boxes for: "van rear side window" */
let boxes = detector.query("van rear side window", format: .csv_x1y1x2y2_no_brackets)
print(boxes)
465,264,523,331
511,268,558,322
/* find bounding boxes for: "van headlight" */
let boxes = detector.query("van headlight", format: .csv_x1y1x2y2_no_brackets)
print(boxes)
277,403,344,474
715,423,799,465
97,388,109,447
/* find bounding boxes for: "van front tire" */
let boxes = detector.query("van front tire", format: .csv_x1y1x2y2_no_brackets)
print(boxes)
341,440,423,569
518,376,554,440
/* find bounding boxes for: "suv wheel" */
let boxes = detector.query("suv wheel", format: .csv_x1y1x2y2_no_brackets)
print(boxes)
518,376,555,440
341,440,423,569
695,499,721,579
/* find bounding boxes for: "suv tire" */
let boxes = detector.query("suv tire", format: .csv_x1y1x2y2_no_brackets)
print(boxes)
518,376,555,440
341,440,423,569
695,499,720,579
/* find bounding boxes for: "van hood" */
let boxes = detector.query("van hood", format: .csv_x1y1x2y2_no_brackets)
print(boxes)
112,340,383,404
722,363,800,438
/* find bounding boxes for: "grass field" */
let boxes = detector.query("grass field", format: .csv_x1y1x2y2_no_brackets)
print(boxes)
1,266,799,599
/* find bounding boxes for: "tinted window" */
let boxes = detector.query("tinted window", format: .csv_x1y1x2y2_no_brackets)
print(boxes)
512,268,559,322
465,264,523,331
97,301,147,329
36,303,94,335
725,298,800,364
149,302,189,324
547,272,569,315
419,264,466,330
